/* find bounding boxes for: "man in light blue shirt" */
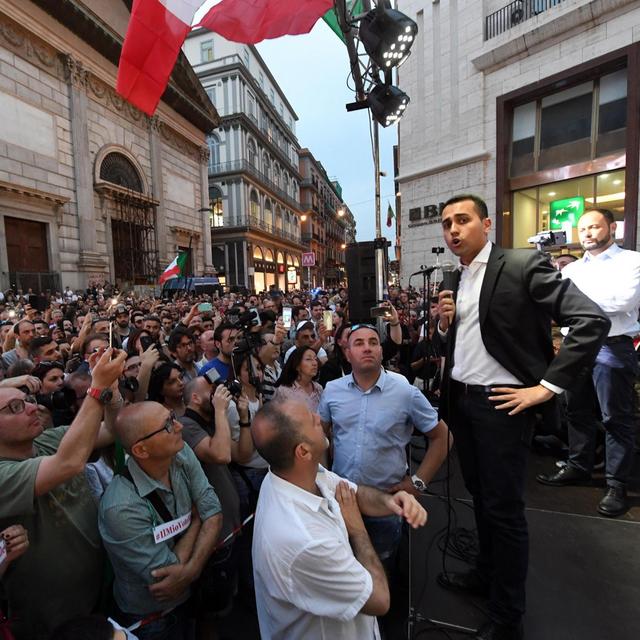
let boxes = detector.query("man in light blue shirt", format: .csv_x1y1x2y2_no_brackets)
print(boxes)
537,208,640,517
319,324,451,564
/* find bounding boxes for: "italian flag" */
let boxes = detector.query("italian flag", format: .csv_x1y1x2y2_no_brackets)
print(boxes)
159,252,189,284
117,1,334,115
386,202,395,228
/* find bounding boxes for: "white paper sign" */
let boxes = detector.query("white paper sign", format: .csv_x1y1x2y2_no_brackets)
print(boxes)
0,538,7,565
152,512,191,545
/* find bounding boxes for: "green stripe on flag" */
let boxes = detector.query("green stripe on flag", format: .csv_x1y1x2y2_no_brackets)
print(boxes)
323,0,364,44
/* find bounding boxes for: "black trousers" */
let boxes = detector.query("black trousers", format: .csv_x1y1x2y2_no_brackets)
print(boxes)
449,384,533,625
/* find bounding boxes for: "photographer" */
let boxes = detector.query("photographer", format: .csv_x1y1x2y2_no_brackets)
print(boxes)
31,361,74,429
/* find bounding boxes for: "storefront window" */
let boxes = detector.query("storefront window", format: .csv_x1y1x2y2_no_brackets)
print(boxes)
512,169,626,248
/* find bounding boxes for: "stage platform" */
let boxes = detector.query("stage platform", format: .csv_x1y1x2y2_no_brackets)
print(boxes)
219,443,640,640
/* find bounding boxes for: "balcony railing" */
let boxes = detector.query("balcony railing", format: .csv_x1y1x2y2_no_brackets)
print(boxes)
485,0,565,40
223,214,303,245
210,159,301,212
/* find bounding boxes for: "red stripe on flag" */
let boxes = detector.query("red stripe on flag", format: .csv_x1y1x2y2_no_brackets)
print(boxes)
198,0,334,44
117,0,193,115
159,264,181,284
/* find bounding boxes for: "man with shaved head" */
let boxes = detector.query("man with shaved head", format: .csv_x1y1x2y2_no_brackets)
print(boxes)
99,401,223,638
251,398,427,640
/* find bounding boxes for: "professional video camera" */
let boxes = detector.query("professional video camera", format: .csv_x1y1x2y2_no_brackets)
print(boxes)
527,230,567,250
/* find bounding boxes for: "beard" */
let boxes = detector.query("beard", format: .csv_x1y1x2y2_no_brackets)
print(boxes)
581,232,611,251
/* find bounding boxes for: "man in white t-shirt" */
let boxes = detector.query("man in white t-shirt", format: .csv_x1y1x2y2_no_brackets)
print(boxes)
251,399,427,640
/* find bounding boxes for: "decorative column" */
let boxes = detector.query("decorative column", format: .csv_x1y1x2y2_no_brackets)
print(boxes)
199,146,214,274
64,55,107,280
148,115,169,265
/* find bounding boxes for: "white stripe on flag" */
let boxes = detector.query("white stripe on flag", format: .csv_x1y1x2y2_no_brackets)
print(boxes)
159,0,205,25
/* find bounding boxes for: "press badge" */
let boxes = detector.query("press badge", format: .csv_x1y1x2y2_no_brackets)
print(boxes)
0,538,6,565
152,512,191,544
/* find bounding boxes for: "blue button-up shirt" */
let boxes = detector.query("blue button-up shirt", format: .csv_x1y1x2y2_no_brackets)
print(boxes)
318,369,439,490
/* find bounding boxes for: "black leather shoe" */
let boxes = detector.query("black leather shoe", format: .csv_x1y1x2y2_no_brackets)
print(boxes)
436,570,489,597
598,487,628,517
536,465,591,486
475,620,524,640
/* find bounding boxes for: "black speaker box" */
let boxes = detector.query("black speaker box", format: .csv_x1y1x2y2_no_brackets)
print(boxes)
345,241,382,324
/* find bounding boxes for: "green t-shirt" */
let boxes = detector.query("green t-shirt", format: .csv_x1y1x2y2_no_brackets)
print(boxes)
0,426,105,640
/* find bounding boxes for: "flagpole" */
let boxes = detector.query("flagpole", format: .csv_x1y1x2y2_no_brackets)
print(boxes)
374,119,381,238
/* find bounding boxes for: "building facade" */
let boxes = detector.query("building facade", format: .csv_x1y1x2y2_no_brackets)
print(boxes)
396,0,640,284
0,0,218,293
298,148,356,288
184,29,306,293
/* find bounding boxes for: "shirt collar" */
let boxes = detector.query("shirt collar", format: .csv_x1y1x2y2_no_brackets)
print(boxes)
126,455,178,498
268,468,332,513
582,242,621,262
346,367,385,392
459,240,492,272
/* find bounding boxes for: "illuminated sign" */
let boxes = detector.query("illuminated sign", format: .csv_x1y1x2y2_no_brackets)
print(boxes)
550,197,584,229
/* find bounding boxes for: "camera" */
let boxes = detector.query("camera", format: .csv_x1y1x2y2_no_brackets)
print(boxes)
527,230,567,247
36,387,77,412
224,378,243,398
119,376,139,394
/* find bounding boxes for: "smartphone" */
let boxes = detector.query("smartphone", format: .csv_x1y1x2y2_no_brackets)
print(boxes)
198,302,213,313
370,305,393,319
323,310,333,332
282,306,292,329
108,322,113,349
139,335,155,352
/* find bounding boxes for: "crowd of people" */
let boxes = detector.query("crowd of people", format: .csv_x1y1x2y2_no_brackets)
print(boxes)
0,194,637,640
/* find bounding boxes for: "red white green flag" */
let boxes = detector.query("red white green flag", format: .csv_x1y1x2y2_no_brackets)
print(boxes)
159,251,189,284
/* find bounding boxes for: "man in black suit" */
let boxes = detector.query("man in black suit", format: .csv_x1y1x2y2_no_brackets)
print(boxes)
435,195,609,640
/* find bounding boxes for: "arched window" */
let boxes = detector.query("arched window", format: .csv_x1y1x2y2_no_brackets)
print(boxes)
263,153,271,180
275,205,283,232
247,138,257,167
283,173,289,196
209,185,223,228
253,246,264,260
250,190,260,220
264,198,273,227
274,165,281,189
207,134,220,171
264,249,275,263
100,152,143,192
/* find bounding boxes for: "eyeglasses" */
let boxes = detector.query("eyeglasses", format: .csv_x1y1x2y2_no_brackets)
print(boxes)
0,396,37,415
133,411,177,445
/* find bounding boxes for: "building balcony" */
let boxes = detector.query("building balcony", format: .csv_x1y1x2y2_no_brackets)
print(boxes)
485,0,566,40
210,159,300,212
221,214,303,246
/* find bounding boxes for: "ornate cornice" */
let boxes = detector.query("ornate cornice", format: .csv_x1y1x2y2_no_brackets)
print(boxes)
199,146,210,163
63,54,88,89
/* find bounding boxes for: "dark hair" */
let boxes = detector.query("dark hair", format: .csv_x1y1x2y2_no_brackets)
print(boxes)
81,332,108,357
231,349,252,383
32,360,64,381
259,310,276,325
310,300,322,309
49,615,114,640
253,401,305,472
292,305,306,320
148,361,182,404
28,335,56,359
296,321,315,336
13,319,34,335
6,358,34,377
126,327,151,357
442,194,489,220
276,346,315,388
168,326,194,352
214,322,236,343
581,208,615,225
144,314,161,324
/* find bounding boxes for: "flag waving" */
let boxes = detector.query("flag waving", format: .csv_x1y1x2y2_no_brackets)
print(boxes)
117,0,206,115
386,202,395,228
159,251,189,284
197,0,334,44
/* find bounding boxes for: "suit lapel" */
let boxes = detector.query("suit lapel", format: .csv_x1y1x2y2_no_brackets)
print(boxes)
479,245,505,326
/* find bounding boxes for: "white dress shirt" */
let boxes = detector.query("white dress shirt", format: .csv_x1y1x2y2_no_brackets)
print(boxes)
561,243,640,337
448,242,523,386
252,467,380,640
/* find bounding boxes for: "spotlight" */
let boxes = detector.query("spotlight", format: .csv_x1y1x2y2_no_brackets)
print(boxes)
359,5,418,69
367,83,410,127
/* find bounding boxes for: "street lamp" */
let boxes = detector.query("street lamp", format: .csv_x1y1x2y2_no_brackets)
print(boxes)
337,207,345,217
300,214,307,221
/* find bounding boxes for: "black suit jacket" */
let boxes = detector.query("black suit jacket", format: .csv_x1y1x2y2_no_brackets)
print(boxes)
440,245,610,414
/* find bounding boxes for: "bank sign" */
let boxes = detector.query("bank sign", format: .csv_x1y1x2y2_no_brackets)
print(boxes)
549,197,584,229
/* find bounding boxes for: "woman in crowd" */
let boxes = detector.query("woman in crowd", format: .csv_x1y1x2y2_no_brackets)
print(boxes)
274,345,323,412
147,361,185,416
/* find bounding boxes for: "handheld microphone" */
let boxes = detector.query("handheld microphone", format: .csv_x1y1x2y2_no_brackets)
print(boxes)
440,262,458,299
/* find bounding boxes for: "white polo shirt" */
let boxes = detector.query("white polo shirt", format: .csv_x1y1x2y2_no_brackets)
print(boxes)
252,467,380,640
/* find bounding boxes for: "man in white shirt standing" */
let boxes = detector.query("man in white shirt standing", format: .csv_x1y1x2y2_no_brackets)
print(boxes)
250,399,427,640
537,208,640,517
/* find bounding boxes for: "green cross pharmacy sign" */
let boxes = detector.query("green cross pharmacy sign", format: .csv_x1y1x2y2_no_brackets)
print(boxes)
549,197,585,230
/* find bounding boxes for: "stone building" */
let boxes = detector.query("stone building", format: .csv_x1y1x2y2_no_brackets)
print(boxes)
299,147,356,288
184,29,306,293
396,0,640,284
0,0,218,293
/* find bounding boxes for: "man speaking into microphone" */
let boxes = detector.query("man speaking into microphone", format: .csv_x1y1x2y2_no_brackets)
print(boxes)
435,195,609,640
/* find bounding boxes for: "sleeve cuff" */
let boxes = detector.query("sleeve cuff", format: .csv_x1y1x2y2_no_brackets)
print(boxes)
540,379,564,395
437,325,448,338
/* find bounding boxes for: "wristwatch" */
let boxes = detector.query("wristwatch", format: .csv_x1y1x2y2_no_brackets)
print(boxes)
86,387,114,404
411,474,428,493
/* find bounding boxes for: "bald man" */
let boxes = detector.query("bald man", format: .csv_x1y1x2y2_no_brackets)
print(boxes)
251,399,427,640
99,401,222,637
